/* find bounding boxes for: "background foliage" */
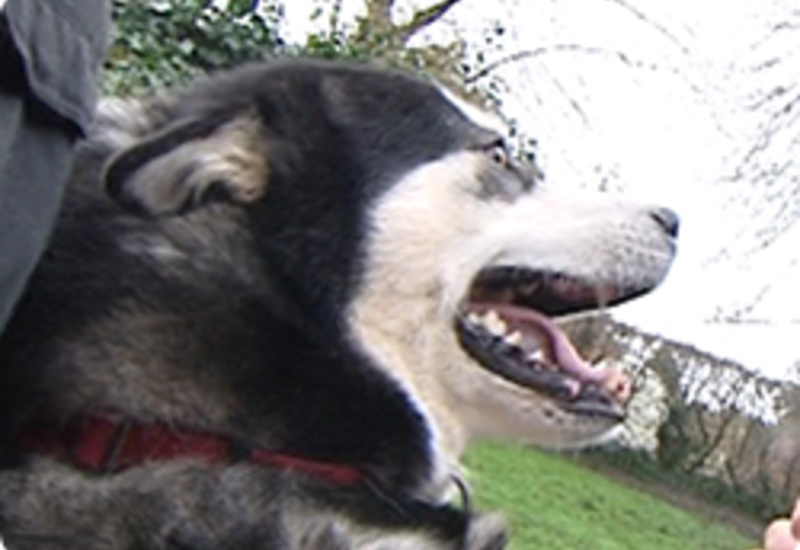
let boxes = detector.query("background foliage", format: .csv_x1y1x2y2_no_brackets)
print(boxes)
105,0,284,94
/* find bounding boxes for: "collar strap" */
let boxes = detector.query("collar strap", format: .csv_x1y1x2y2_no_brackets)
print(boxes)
20,415,362,485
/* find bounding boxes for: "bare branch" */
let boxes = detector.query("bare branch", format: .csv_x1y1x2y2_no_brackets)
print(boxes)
463,44,659,84
355,0,397,47
397,0,463,42
603,0,690,55
364,0,393,27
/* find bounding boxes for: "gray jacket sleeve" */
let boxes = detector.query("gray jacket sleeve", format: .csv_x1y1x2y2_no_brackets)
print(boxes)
3,0,111,132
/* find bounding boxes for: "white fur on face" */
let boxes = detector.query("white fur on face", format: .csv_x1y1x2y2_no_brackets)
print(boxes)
347,147,675,481
438,86,509,137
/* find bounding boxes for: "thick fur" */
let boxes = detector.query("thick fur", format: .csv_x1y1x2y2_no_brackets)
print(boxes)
0,59,676,549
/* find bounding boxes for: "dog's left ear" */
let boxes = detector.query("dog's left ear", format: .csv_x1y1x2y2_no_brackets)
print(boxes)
103,112,268,215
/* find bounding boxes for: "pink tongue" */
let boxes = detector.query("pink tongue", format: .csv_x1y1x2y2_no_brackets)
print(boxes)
471,303,631,402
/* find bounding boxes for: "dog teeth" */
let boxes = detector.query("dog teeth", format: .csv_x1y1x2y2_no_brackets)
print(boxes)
527,350,544,363
464,309,526,349
480,310,507,336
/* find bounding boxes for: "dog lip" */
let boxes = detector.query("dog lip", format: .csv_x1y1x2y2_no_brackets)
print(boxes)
468,267,650,317
456,263,635,422
458,265,653,410
455,310,627,421
466,303,604,385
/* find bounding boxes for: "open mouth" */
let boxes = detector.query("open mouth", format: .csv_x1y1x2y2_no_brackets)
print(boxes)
456,267,646,422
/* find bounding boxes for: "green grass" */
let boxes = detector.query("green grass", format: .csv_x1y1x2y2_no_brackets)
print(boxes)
464,443,758,550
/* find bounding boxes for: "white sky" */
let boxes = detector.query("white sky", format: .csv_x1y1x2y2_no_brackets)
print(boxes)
282,0,800,381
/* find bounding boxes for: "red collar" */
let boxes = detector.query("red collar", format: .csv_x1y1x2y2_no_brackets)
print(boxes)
20,414,362,485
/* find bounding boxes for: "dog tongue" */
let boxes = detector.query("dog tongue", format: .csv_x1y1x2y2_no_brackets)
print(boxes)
473,303,631,402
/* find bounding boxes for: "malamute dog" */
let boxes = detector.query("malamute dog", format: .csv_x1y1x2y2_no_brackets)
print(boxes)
0,60,678,549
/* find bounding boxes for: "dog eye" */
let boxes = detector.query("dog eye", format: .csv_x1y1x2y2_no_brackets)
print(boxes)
485,142,510,168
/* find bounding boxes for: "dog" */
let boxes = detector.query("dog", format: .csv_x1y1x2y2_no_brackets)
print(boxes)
0,59,678,549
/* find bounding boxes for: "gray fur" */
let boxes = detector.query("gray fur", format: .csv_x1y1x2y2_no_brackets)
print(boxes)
0,460,505,550
0,60,517,550
0,59,678,550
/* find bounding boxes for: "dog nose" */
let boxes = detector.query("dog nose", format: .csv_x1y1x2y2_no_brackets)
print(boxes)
650,207,680,238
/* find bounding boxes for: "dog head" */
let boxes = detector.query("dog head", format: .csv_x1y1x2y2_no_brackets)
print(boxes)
99,60,677,487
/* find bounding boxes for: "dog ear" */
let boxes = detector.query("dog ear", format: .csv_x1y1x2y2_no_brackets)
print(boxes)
103,112,269,215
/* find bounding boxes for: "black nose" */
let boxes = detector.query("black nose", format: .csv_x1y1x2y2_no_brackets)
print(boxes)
650,207,680,238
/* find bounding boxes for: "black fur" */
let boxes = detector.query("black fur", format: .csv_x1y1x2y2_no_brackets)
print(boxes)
0,60,507,549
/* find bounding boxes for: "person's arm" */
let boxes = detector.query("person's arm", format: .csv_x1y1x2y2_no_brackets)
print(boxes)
2,0,110,133
0,0,109,330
